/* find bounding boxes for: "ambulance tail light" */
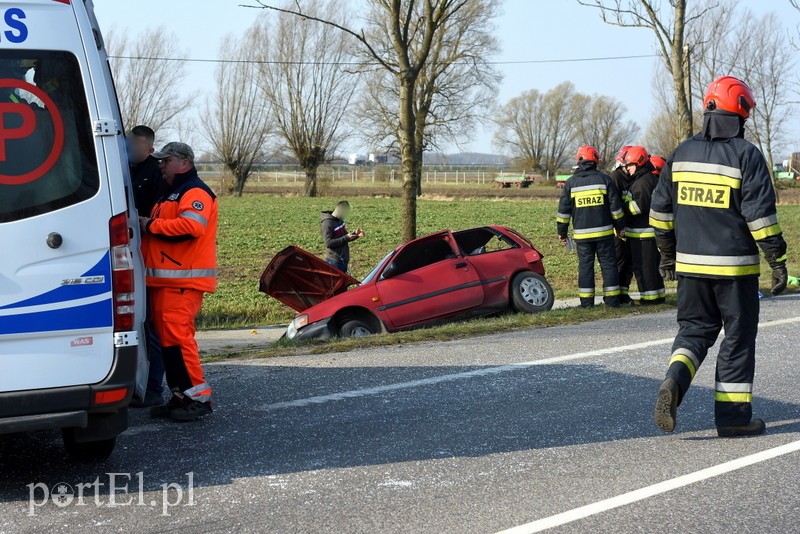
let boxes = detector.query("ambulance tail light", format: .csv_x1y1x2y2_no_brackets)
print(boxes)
109,213,135,332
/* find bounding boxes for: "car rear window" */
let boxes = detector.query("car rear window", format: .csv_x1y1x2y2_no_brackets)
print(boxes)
0,50,99,223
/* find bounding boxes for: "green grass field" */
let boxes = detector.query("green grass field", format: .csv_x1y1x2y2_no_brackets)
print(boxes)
198,195,800,329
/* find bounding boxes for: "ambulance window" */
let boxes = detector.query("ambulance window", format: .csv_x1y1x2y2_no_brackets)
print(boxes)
0,50,99,223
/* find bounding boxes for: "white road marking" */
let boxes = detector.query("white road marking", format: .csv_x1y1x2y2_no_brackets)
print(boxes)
494,437,800,534
257,316,800,412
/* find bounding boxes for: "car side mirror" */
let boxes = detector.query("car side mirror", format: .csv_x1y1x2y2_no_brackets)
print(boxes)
381,262,398,280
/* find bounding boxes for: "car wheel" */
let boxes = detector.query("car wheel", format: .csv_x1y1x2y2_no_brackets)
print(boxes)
511,271,554,313
339,319,376,337
62,430,116,461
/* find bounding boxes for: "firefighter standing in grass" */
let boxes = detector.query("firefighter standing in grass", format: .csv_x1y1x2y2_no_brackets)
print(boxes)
139,142,217,422
650,76,788,437
621,146,666,305
609,146,635,303
557,145,626,308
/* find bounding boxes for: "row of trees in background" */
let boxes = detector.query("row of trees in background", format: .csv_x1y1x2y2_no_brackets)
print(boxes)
493,82,640,173
107,0,800,240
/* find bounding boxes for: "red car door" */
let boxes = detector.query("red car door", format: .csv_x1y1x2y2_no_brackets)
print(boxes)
375,233,484,329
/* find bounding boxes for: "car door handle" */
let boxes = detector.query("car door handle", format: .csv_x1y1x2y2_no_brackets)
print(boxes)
455,262,468,269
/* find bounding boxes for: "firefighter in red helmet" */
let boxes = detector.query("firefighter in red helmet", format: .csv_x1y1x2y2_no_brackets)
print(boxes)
650,155,667,175
609,145,635,303
621,146,666,305
650,76,787,437
557,146,625,308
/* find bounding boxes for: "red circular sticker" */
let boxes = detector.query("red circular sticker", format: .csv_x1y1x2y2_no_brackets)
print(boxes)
0,78,65,186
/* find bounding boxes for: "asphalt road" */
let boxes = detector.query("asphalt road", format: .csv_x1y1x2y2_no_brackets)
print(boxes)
3,295,800,533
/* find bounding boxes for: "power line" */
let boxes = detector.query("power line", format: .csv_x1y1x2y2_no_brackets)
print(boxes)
108,53,660,67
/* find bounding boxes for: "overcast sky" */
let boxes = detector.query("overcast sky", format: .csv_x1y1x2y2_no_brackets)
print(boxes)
93,0,799,156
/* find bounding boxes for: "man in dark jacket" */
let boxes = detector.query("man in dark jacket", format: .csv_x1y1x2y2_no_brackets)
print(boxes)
557,146,626,308
609,146,635,304
321,201,364,272
128,125,164,216
650,76,788,437
621,146,665,305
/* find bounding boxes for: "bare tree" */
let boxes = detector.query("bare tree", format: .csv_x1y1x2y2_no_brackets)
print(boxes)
493,85,575,175
105,27,194,132
575,95,640,168
356,0,502,185
249,0,500,242
253,3,356,198
642,64,699,157
577,0,715,140
202,31,273,197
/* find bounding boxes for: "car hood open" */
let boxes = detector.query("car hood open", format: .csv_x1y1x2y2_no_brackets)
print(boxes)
259,246,360,312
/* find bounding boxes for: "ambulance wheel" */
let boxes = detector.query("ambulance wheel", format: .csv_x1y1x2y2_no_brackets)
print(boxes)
339,319,376,337
62,430,116,461
511,271,554,313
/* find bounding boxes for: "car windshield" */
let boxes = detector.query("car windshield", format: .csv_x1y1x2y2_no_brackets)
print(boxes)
362,251,394,284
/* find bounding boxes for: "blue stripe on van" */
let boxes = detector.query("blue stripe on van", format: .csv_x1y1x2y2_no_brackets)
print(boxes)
0,252,111,310
0,298,113,336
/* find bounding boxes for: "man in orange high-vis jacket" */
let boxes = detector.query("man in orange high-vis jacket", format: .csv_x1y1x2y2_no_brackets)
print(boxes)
139,142,217,422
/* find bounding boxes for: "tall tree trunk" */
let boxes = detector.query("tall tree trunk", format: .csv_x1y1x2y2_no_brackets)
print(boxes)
233,171,246,197
671,0,693,140
304,166,318,197
398,77,418,242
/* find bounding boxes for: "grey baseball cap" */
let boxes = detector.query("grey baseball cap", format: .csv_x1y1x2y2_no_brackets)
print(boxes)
153,142,195,163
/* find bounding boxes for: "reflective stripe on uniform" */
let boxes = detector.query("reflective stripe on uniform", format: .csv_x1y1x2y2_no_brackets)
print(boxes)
611,208,624,220
573,225,614,240
185,382,212,402
714,381,753,403
676,252,760,277
625,227,656,239
640,288,666,300
672,161,742,189
180,211,209,225
603,286,621,296
669,348,701,379
649,209,675,231
147,268,217,278
748,214,781,240
578,288,595,298
571,184,608,194
628,200,641,215
556,212,571,224
620,286,630,295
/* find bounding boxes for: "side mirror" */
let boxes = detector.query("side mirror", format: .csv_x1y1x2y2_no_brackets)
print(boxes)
381,262,398,280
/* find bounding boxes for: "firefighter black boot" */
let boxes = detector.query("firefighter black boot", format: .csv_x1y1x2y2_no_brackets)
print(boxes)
717,418,766,438
654,378,680,432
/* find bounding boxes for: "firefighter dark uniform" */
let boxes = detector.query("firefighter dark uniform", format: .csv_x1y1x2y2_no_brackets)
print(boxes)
622,147,665,305
557,146,625,308
651,76,787,437
142,165,218,416
609,155,634,303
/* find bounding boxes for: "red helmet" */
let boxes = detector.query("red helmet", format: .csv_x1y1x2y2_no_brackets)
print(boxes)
650,155,666,175
703,76,756,118
576,145,600,163
615,145,632,164
623,146,650,167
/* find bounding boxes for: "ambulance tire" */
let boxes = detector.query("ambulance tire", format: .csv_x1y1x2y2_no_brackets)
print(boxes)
511,271,554,314
62,431,116,461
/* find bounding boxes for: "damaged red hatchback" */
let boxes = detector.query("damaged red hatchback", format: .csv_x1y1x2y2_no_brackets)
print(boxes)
259,226,554,340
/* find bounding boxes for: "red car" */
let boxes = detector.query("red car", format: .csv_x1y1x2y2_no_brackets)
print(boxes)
259,226,554,340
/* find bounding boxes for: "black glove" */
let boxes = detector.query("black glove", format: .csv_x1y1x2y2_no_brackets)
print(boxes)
767,256,788,296
659,255,676,282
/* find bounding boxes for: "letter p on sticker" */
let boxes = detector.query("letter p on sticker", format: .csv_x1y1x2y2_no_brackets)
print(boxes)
0,102,35,161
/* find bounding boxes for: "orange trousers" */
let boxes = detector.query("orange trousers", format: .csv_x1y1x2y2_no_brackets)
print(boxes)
149,287,212,402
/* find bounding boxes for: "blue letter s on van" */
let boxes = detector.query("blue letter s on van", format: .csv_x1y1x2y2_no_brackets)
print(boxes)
3,8,28,43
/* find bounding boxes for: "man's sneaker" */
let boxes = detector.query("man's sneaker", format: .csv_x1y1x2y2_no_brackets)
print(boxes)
169,400,213,422
149,395,185,419
654,378,679,432
130,390,164,408
717,418,766,438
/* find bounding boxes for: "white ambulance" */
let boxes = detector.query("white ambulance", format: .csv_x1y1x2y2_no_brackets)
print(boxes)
0,0,146,459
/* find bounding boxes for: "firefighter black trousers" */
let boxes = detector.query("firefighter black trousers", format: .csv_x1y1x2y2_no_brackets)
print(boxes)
629,237,665,305
615,236,633,301
665,276,759,427
576,237,620,307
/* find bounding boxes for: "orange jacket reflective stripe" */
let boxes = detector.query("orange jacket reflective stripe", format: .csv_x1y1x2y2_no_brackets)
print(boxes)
142,168,218,293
